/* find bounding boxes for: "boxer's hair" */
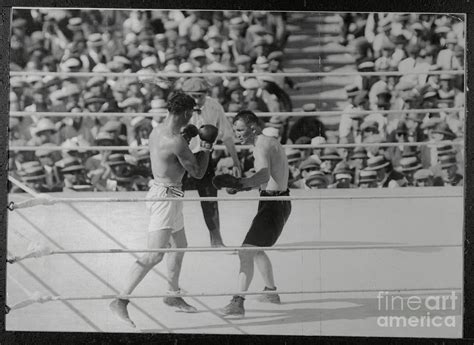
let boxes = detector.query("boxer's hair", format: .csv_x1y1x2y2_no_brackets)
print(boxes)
233,110,263,129
167,92,196,117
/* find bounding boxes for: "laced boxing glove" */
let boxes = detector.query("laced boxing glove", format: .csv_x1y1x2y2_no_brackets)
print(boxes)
212,174,244,190
198,124,219,150
180,124,199,144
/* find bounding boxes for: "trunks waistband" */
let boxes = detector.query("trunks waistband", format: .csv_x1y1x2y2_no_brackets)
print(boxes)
153,180,182,188
259,189,290,197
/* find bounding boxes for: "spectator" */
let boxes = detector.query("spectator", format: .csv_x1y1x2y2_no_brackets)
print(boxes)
287,149,303,186
305,171,329,189
319,148,342,184
291,157,321,189
439,153,463,186
413,168,435,187
358,169,378,188
18,161,53,192
329,161,356,189
349,146,368,185
241,78,269,112
399,156,422,186
365,155,407,188
28,118,60,147
58,156,94,192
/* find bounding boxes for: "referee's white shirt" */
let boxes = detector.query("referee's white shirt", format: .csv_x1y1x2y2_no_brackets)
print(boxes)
188,96,235,153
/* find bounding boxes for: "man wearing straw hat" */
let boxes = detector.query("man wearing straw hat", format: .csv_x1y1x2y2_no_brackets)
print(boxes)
110,93,218,326
365,155,407,188
212,110,291,317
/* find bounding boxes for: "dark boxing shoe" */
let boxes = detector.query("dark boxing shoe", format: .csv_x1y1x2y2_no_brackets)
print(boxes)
256,286,281,304
221,295,245,317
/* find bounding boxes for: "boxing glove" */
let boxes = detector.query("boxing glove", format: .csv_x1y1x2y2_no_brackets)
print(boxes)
212,174,243,190
180,124,199,144
198,124,219,150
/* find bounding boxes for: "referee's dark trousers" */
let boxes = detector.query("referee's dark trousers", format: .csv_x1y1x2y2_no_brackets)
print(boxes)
182,159,220,237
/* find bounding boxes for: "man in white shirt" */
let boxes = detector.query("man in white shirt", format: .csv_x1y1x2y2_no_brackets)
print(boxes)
182,78,242,247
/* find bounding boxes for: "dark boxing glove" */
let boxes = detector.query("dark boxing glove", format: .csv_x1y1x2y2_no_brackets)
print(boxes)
212,173,244,190
198,124,218,150
180,124,199,144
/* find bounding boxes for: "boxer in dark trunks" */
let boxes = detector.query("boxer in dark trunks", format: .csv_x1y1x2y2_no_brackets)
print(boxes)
212,110,292,317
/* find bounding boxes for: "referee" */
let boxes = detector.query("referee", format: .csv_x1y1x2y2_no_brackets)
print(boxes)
181,77,242,247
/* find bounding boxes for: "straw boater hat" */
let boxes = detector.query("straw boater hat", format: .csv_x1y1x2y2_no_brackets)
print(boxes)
365,156,390,171
241,78,260,90
399,156,422,172
107,153,128,166
87,33,104,47
431,122,456,140
32,118,57,136
67,17,82,30
86,76,105,89
267,50,284,61
136,149,151,163
35,143,57,158
439,154,457,169
345,84,360,98
350,147,368,160
413,169,434,181
182,78,209,93
95,131,115,145
234,55,251,65
20,161,46,182
302,103,316,112
305,171,328,188
131,116,152,130
101,120,122,133
311,136,326,146
299,157,321,172
437,145,457,157
60,157,85,174
320,148,342,161
118,97,142,109
358,169,377,184
333,161,353,180
286,149,302,164
84,93,106,106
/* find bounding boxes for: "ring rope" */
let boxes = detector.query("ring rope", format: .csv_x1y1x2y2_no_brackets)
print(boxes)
8,286,461,312
8,191,461,211
8,190,461,211
9,70,465,78
7,175,40,198
8,141,464,153
6,243,461,264
10,108,465,119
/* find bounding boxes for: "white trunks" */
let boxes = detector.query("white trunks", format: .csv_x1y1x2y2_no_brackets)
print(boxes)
146,181,185,233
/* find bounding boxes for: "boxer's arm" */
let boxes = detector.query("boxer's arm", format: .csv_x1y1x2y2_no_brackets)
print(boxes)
222,137,242,177
174,137,210,179
240,145,270,189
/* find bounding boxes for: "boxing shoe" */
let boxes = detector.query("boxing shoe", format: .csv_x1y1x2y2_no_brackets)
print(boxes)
109,298,136,328
221,295,245,317
163,291,197,313
256,286,281,304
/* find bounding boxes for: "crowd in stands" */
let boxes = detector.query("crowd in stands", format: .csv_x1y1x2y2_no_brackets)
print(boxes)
8,10,465,193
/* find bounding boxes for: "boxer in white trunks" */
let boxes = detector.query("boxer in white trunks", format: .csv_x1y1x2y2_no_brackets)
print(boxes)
110,93,218,327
